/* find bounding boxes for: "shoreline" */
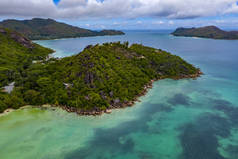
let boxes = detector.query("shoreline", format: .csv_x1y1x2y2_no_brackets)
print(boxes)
0,106,33,117
32,33,125,41
0,71,202,117
172,34,238,40
0,108,15,117
58,71,203,116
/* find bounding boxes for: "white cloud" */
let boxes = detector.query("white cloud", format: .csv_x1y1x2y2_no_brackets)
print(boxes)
224,2,238,13
0,0,57,17
168,20,174,25
215,20,225,23
152,20,164,24
0,0,238,19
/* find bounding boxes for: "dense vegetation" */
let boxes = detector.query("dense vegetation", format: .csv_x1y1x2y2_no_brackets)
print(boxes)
0,27,53,88
0,18,125,40
0,35,200,114
0,27,53,112
172,26,238,40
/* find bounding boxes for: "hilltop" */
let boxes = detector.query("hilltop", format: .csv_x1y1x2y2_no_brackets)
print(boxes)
0,18,125,40
0,39,201,114
172,26,238,40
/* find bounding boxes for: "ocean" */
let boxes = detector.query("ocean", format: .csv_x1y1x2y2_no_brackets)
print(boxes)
0,30,238,159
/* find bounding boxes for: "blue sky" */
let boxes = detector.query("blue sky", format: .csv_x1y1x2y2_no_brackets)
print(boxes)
53,0,61,5
1,0,238,30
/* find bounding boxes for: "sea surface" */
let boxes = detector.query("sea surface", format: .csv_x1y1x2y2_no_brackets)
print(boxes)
1,30,238,159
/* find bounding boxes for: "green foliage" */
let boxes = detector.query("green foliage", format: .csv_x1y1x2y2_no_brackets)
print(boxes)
0,27,53,88
0,27,53,113
0,41,200,113
0,18,125,40
172,26,238,40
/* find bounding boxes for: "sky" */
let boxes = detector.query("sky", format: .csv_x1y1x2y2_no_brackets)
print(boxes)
0,0,238,30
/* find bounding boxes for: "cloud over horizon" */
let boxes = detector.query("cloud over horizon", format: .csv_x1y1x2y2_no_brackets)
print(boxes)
0,0,238,20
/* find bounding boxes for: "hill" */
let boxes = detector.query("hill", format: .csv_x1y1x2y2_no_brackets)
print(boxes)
0,27,53,88
0,41,201,114
172,26,238,40
0,18,125,40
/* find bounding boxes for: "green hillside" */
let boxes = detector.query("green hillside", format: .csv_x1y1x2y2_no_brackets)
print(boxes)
0,27,53,88
0,18,125,40
0,41,201,114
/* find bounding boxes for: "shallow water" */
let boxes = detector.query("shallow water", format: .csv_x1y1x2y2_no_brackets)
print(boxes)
1,30,238,159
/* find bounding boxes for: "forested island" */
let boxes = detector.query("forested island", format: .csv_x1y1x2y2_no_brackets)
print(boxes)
0,28,202,115
172,26,238,40
0,18,125,40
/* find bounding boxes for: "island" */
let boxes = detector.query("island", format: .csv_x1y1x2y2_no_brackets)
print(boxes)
172,26,238,40
0,28,202,115
0,18,125,40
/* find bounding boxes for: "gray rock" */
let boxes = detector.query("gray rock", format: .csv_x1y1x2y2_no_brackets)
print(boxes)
109,91,114,97
3,82,15,94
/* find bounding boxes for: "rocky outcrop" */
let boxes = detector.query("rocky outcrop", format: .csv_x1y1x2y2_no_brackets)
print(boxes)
10,32,34,49
57,70,202,116
0,28,7,34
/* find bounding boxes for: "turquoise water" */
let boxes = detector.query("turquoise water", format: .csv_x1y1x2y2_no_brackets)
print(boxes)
1,31,238,159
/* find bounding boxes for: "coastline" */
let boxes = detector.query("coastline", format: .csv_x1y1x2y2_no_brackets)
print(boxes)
0,108,15,117
31,33,125,41
0,106,34,117
0,71,202,117
171,34,238,40
0,105,54,117
58,70,203,116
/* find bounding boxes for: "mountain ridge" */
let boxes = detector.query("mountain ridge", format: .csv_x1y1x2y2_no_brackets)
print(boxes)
0,18,125,40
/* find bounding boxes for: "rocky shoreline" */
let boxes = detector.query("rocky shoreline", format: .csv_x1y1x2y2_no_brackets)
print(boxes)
57,70,203,116
0,71,202,117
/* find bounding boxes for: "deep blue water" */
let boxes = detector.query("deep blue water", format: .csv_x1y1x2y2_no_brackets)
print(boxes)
0,30,238,159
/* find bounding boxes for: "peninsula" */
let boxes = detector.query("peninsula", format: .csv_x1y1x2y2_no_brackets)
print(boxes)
0,18,125,40
172,26,238,40
0,28,201,115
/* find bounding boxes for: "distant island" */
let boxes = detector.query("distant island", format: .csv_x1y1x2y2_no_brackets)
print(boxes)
0,28,202,115
0,18,125,40
172,26,238,40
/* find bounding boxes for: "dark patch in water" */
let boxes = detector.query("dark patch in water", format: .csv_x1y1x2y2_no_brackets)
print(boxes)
224,145,238,159
179,113,230,159
144,103,173,115
64,103,170,159
66,129,135,159
35,127,52,135
138,152,155,159
64,121,138,159
198,89,221,98
167,93,191,106
213,99,232,107
212,99,238,125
